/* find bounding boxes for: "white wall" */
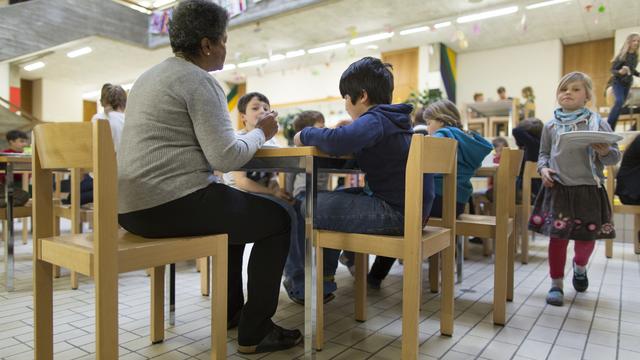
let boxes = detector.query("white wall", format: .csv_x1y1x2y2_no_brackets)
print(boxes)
41,79,84,122
457,39,563,122
0,62,9,100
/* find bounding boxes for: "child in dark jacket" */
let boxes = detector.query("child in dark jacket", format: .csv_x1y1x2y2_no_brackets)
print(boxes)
286,57,436,301
512,118,544,203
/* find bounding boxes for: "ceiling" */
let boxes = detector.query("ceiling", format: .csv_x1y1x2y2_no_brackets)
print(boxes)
15,0,640,98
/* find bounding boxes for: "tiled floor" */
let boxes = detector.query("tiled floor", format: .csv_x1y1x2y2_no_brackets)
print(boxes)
1,215,639,359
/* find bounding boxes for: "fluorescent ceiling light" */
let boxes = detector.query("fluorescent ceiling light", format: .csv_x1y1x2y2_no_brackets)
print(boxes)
269,54,286,61
366,45,379,50
350,32,394,45
152,0,176,7
23,62,45,71
286,49,305,58
434,21,452,29
456,6,519,23
238,58,269,68
307,43,346,54
66,47,92,58
82,90,100,99
400,26,430,35
138,0,152,7
526,0,571,10
223,64,236,71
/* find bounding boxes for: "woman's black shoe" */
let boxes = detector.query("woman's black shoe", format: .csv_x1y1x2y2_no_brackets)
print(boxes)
227,311,241,330
237,325,302,354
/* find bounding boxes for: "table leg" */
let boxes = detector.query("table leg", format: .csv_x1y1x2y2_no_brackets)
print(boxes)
303,156,317,359
169,263,175,326
4,163,14,291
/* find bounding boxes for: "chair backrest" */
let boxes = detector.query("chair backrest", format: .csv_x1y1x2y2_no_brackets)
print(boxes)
404,134,457,246
495,148,524,218
605,165,616,208
33,121,118,273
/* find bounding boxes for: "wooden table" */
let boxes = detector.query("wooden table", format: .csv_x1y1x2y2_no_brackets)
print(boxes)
1,154,32,291
242,147,357,358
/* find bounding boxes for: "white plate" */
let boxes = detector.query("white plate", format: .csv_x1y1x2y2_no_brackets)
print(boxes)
557,131,623,150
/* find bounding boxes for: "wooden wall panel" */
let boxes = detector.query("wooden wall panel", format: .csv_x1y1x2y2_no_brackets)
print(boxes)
20,79,33,115
382,48,419,104
83,100,97,122
563,38,614,109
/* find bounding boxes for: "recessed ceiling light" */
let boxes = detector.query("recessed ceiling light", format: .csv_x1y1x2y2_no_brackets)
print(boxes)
526,0,571,10
350,32,394,45
307,43,346,54
66,47,92,58
434,21,452,29
400,26,430,36
456,6,519,23
23,62,45,71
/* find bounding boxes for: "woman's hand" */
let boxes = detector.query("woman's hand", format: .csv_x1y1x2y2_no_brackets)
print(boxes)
619,66,630,75
293,131,304,146
592,143,611,156
540,167,556,188
256,110,279,140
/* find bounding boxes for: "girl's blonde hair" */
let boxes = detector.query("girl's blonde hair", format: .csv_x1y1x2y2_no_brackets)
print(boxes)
423,99,463,129
521,86,534,101
612,33,640,62
556,71,594,105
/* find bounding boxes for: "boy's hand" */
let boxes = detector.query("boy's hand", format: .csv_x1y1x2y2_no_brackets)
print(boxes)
293,131,304,146
540,167,556,188
592,143,610,156
273,188,294,203
256,110,279,140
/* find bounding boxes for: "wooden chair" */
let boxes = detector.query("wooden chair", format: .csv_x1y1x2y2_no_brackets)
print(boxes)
32,121,227,359
606,165,640,254
519,161,540,264
430,148,523,325
314,135,457,358
1,173,32,245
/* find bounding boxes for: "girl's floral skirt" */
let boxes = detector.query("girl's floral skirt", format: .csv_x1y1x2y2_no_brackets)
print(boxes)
528,183,615,241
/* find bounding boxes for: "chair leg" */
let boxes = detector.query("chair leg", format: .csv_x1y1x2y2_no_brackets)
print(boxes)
456,236,463,284
493,231,508,325
52,218,61,279
150,266,165,344
507,230,516,302
428,255,439,293
21,218,28,244
70,271,79,290
53,265,61,279
521,217,529,264
354,253,367,322
212,241,228,360
441,238,455,336
605,239,613,258
463,236,470,259
483,237,492,256
200,257,210,296
34,258,54,359
402,244,421,358
634,215,640,255
95,267,118,359
315,245,324,351
145,268,151,277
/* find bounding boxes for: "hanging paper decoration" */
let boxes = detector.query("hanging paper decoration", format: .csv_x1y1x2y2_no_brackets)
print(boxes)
472,23,481,36
519,13,528,32
585,4,593,12
149,8,172,35
217,0,247,18
311,69,320,76
456,30,465,41
598,4,606,13
347,26,358,38
459,39,469,49
347,47,356,57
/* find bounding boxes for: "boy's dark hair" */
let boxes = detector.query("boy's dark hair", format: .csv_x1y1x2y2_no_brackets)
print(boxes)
473,92,484,101
169,0,229,58
497,86,506,94
293,110,325,133
339,57,394,105
237,92,270,114
492,137,509,148
100,83,127,110
413,107,426,126
517,118,544,139
6,130,28,142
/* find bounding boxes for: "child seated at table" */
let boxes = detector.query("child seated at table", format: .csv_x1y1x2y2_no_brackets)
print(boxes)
512,118,543,204
346,99,493,288
290,56,436,296
0,130,30,207
282,111,338,304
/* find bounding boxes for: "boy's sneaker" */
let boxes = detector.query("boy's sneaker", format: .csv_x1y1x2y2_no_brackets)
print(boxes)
283,278,335,305
339,253,356,276
572,262,588,292
546,287,564,306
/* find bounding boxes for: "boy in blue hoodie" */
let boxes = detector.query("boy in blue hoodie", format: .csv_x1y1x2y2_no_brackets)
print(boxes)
284,57,436,303
349,99,493,288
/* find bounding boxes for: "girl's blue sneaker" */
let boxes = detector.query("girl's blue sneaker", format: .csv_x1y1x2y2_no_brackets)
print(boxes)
546,287,564,306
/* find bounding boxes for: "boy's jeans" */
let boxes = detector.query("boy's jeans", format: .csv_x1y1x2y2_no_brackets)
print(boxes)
284,187,404,298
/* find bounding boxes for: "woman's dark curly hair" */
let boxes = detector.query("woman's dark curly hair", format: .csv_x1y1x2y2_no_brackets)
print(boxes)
169,0,229,57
